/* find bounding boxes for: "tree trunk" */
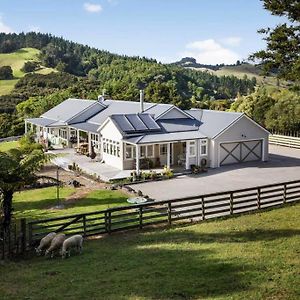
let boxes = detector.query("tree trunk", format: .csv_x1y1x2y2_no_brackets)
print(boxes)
2,189,14,230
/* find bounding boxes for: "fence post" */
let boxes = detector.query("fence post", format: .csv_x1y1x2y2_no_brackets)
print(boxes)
229,192,234,215
20,218,26,254
107,211,112,234
28,223,33,247
82,215,87,237
167,201,172,225
257,187,261,209
139,207,143,229
283,184,287,204
201,197,205,220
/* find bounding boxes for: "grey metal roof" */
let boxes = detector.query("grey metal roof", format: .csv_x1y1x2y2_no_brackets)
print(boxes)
26,117,56,127
88,100,156,125
69,122,99,133
111,114,161,134
41,98,97,123
124,131,207,145
143,103,173,119
157,118,201,133
186,109,243,138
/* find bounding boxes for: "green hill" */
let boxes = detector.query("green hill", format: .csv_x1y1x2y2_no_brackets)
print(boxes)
0,47,55,95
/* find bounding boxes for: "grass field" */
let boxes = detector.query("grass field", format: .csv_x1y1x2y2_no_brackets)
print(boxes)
0,48,55,95
13,186,129,221
1,203,299,299
0,140,19,152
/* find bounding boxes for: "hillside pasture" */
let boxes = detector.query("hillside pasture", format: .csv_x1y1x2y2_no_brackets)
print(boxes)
0,48,55,95
1,203,299,299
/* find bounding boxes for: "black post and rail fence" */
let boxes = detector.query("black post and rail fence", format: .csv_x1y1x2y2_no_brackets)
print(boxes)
1,179,300,259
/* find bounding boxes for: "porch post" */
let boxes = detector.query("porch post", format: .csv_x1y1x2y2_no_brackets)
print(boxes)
88,132,92,153
136,145,140,174
167,143,171,168
77,130,80,147
24,120,28,134
185,141,189,170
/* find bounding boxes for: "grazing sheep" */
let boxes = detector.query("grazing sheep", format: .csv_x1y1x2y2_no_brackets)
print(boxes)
45,233,66,258
35,232,56,255
61,235,83,259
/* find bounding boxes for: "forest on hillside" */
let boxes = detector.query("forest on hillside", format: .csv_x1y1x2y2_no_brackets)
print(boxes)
0,27,299,138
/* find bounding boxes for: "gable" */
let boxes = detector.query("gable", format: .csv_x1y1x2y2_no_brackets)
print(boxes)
214,115,269,142
157,107,193,120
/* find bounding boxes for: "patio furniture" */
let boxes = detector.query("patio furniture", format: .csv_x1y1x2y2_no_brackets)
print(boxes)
177,154,186,166
127,197,148,204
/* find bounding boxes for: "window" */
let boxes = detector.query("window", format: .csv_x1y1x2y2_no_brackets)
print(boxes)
160,144,168,155
125,145,133,159
140,146,146,158
147,145,154,157
200,140,207,156
189,141,196,157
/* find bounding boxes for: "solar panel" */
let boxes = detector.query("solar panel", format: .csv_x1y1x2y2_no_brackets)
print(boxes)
126,115,148,131
113,115,135,132
139,114,161,131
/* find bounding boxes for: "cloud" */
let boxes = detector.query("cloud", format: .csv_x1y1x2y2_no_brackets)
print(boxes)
182,39,240,65
221,37,242,47
83,2,103,13
28,25,40,33
0,17,13,33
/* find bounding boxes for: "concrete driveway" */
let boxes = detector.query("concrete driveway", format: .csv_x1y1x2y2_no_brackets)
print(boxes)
129,145,300,201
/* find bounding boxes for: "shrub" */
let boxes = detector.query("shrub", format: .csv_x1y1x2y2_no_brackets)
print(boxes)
0,66,13,80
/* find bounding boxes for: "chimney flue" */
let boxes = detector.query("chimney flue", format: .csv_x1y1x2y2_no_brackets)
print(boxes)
140,90,144,113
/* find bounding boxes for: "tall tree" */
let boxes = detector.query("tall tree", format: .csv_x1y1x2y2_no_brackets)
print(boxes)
0,139,51,230
251,0,300,81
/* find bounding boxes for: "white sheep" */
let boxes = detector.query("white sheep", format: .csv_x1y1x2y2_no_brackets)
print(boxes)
35,232,56,255
61,234,83,259
45,233,66,258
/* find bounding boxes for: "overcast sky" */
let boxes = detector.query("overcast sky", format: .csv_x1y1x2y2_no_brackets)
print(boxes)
0,0,286,64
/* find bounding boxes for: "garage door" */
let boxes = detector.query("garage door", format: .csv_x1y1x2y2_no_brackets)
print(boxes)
219,140,262,166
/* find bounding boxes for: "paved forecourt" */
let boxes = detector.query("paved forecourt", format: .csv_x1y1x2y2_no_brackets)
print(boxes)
129,145,300,201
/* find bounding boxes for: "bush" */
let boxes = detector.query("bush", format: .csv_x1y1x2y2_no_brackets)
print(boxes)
21,61,39,73
0,66,13,80
19,133,43,154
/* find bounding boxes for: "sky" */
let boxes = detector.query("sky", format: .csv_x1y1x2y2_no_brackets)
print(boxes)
0,0,286,64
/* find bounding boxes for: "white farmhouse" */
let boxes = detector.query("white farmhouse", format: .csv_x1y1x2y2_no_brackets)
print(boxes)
25,92,269,173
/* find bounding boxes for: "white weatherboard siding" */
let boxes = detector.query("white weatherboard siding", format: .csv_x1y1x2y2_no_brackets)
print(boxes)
212,115,269,168
100,120,123,169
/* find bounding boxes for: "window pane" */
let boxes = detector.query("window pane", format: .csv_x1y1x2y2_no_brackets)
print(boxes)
201,145,207,155
140,146,146,158
126,146,132,159
147,145,153,157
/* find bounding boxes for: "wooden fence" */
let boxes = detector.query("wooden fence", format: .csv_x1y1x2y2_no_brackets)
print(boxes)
0,219,27,259
269,134,300,149
27,179,300,246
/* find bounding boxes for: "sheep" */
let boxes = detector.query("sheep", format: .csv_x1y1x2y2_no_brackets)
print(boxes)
35,232,56,255
45,233,66,258
61,234,83,259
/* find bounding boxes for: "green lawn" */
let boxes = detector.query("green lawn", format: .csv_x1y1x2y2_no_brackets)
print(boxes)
0,48,56,95
1,203,299,300
13,187,129,221
0,141,19,152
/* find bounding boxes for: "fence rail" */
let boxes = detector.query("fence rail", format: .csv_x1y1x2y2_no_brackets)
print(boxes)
27,179,300,245
0,135,22,143
269,134,300,149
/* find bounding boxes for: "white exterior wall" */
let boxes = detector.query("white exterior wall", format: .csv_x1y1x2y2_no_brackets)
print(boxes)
100,120,124,170
210,116,269,168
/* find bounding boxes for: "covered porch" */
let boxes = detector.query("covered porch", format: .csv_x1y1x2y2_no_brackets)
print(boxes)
123,140,198,174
